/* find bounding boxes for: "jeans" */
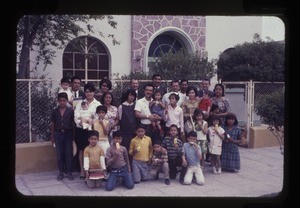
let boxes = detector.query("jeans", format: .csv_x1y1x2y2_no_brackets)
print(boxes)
105,166,134,191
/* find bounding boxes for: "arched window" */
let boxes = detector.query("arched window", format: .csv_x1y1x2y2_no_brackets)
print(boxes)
62,36,109,80
148,34,184,57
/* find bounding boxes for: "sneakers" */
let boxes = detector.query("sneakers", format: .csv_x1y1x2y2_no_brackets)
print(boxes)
217,168,222,174
57,173,64,181
165,179,170,185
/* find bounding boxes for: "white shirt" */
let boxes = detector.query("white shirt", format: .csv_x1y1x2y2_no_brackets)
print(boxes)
134,97,152,125
74,98,101,128
164,105,184,133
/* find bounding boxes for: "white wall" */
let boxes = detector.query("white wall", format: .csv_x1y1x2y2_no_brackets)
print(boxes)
28,15,132,82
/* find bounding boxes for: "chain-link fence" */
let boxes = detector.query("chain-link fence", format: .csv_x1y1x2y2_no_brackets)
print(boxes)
16,79,283,144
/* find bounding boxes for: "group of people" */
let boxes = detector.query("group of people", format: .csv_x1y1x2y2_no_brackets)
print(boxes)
50,74,245,191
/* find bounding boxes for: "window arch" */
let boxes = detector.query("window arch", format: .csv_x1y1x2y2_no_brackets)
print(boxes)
62,36,109,80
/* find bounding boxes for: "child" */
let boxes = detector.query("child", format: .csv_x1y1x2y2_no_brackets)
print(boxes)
193,109,208,169
149,90,166,136
79,101,94,130
58,77,73,105
105,131,134,191
164,93,184,139
83,130,106,188
50,92,75,181
161,124,186,183
129,124,153,183
149,89,166,136
207,115,225,174
198,89,212,120
221,113,243,172
93,105,110,155
182,131,205,185
149,141,170,185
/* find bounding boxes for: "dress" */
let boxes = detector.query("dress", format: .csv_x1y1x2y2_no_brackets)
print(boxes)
208,126,225,155
194,120,208,154
221,126,241,171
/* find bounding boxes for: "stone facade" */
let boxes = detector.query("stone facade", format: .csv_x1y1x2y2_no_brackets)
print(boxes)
131,15,206,72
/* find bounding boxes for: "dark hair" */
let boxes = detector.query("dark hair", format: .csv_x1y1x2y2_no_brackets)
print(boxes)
89,130,99,138
169,93,180,101
203,89,212,97
100,92,115,106
169,124,178,131
84,83,96,92
121,89,137,103
99,78,112,90
143,83,154,90
201,76,211,84
113,130,122,138
170,80,179,86
152,89,163,99
193,108,204,118
58,92,68,100
213,83,225,96
210,103,219,112
180,79,188,84
136,124,146,130
81,101,87,106
225,113,238,126
60,77,70,84
96,105,107,114
187,130,197,138
186,86,198,96
209,115,222,126
152,74,162,80
71,75,81,83
153,140,162,146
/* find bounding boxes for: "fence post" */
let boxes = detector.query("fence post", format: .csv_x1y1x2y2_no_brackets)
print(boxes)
246,80,254,144
28,81,32,143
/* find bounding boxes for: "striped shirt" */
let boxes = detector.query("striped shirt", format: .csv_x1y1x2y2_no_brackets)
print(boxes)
162,136,183,160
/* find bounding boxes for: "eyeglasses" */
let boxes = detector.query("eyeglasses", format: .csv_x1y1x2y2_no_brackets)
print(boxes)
102,85,108,87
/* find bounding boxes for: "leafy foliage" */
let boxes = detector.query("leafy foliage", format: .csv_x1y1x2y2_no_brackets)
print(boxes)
17,15,118,78
217,34,285,81
149,48,216,80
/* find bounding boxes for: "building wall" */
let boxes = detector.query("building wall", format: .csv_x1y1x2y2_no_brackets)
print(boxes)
131,15,206,72
28,15,132,85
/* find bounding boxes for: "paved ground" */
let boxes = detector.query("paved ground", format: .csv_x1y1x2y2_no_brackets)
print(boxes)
15,146,285,199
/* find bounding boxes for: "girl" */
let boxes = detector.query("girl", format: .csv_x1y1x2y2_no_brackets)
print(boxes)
207,115,225,174
193,109,208,169
221,113,243,172
149,89,166,136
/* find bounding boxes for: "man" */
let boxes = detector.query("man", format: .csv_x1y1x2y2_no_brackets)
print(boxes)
162,80,186,107
124,78,143,101
151,74,167,96
134,83,161,144
180,79,189,95
197,77,214,98
70,76,85,108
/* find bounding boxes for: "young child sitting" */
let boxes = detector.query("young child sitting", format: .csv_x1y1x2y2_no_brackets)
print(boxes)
149,141,170,185
83,130,106,188
105,131,134,191
182,131,205,185
79,101,94,130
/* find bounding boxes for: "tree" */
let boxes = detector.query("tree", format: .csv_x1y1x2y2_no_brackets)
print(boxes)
17,15,118,79
217,34,285,82
255,89,285,154
149,48,216,80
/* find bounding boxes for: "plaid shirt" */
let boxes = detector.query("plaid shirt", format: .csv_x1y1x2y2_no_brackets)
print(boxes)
151,147,168,167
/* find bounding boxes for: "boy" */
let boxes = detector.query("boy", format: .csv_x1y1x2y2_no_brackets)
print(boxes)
105,131,134,191
162,124,186,183
182,131,205,185
149,141,170,185
129,124,153,183
50,92,75,181
93,105,110,154
83,130,106,188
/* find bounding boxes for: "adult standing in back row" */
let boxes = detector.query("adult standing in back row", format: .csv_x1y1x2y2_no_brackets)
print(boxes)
74,83,101,180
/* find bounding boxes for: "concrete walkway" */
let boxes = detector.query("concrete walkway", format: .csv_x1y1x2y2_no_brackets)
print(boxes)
15,146,284,198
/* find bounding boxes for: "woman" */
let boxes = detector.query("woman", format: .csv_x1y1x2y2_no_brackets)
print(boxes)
94,78,112,102
210,83,231,126
100,92,119,143
180,86,199,141
74,83,101,179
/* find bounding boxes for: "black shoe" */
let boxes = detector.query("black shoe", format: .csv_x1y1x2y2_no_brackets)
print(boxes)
179,179,184,185
165,179,170,185
57,173,64,181
154,173,159,180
